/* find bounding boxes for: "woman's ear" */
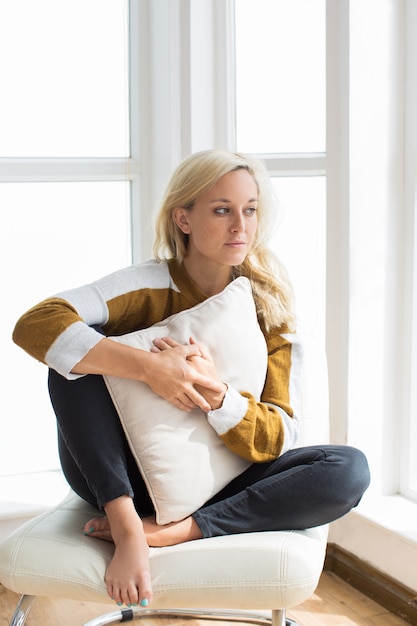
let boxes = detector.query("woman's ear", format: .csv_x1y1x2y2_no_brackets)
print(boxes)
172,207,191,234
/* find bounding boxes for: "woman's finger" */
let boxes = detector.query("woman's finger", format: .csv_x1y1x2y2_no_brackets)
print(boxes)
152,336,181,350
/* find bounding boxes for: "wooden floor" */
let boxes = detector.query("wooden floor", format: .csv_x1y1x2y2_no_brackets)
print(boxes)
0,572,410,626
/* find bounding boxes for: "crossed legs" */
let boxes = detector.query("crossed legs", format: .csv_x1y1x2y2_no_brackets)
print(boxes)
48,370,370,608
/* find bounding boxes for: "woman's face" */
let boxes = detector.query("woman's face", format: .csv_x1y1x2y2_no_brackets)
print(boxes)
174,168,258,271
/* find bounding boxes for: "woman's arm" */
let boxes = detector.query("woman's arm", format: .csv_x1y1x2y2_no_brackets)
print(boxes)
151,330,302,462
13,261,172,378
12,261,225,412
72,337,223,413
207,330,302,462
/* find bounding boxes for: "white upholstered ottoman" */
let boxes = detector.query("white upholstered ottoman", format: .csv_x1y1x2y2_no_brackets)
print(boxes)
0,490,328,625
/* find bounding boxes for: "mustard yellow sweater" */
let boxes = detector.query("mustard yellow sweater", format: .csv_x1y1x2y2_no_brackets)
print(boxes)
13,259,302,463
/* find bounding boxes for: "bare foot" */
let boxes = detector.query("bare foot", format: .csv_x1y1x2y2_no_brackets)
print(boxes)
106,521,152,608
84,512,203,547
83,516,112,542
142,514,202,547
84,496,153,608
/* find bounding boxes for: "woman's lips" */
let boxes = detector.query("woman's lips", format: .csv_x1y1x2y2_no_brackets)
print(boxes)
225,241,246,247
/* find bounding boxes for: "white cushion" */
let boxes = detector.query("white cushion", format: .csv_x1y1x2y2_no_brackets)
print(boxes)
0,491,328,609
103,277,268,524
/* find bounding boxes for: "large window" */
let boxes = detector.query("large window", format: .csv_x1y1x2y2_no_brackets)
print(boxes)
2,0,415,510
0,0,134,476
235,0,326,343
343,0,417,506
235,0,416,507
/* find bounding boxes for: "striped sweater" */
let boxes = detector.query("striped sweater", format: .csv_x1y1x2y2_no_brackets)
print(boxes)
13,258,302,462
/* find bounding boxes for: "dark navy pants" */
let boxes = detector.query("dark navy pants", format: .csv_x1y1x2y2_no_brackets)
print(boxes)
48,369,370,536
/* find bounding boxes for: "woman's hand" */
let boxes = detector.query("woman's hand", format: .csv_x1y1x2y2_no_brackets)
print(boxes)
71,335,225,413
151,336,227,411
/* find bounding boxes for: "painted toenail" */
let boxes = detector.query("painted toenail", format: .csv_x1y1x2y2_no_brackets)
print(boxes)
140,599,149,607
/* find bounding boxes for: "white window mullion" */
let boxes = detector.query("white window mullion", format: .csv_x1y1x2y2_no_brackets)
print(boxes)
130,0,195,263
260,153,326,178
136,0,192,244
129,0,145,263
0,158,139,182
325,0,350,445
213,0,236,150
401,0,417,501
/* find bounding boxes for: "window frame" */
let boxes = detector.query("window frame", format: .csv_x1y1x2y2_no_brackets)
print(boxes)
140,0,416,505
0,0,140,478
401,0,417,501
0,0,140,244
145,0,417,591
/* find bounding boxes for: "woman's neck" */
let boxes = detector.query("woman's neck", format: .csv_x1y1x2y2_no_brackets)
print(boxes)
182,257,232,297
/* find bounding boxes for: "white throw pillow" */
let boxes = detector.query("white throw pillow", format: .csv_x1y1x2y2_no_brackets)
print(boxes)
104,277,268,524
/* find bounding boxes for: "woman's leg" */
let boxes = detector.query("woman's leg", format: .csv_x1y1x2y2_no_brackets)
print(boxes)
142,445,370,546
49,369,154,514
48,369,154,607
192,445,370,537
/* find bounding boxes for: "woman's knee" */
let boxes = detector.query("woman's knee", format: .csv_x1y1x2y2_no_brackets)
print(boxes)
330,445,370,507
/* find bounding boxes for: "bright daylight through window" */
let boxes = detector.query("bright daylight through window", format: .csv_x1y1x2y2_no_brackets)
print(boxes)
0,0,131,476
235,0,326,342
1,0,415,509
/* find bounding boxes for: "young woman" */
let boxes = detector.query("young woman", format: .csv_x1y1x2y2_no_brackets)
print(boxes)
13,150,370,610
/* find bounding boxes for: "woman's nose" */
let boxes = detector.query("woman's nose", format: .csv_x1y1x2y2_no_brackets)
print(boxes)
231,213,244,232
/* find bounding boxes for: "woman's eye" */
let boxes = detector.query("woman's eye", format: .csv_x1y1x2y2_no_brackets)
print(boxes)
213,206,257,215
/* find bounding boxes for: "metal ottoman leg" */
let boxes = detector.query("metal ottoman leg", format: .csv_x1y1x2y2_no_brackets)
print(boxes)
8,595,36,626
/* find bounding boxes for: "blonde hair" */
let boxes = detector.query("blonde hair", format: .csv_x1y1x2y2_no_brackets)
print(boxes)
153,150,295,331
